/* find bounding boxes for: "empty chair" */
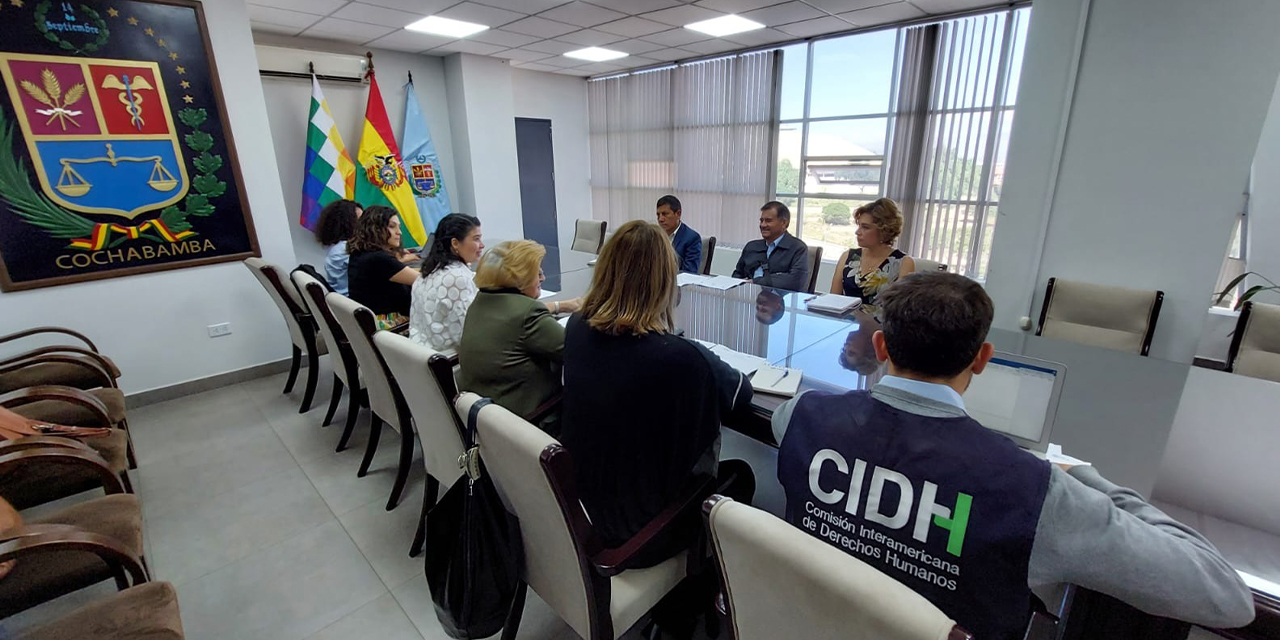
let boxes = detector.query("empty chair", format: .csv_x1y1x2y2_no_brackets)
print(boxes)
913,258,948,273
804,246,824,294
458,392,695,640
1227,301,1280,382
572,219,608,254
16,581,185,640
700,236,717,275
293,271,363,441
372,332,465,557
244,258,327,412
0,326,121,394
327,293,415,511
703,496,970,640
1036,277,1164,356
3,386,135,497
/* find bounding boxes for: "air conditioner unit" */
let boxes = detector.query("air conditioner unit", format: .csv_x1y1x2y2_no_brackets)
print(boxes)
255,45,368,84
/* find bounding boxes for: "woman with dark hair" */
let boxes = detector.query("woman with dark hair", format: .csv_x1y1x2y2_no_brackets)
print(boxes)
409,214,484,352
314,199,361,295
346,205,418,326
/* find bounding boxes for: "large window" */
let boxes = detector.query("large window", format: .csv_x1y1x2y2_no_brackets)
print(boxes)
774,8,1030,279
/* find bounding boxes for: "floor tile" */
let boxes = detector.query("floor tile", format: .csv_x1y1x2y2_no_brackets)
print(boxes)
178,520,385,640
146,466,335,586
127,384,269,466
271,401,369,465
297,428,424,516
0,580,118,637
305,592,425,640
135,429,298,521
339,479,426,589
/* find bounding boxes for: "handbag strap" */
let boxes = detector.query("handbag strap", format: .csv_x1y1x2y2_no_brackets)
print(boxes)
458,398,493,482
465,398,493,448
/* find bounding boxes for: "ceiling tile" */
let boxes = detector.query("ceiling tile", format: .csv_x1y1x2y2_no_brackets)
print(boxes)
804,0,900,12
247,0,345,15
302,17,398,43
247,5,319,29
840,2,925,25
555,67,597,76
365,29,456,52
694,0,788,12
516,62,563,72
502,16,581,38
359,0,455,12
330,3,427,28
595,16,670,37
436,2,527,27
642,47,695,62
494,48,555,61
775,15,852,37
574,61,627,74
429,39,509,55
642,4,726,27
250,21,303,35
554,29,625,46
537,2,627,28
641,27,711,47
723,27,791,46
522,38,583,54
680,38,742,54
606,38,668,54
741,1,826,26
585,0,682,13
908,0,1006,13
537,55,587,68
471,0,568,12
469,29,541,47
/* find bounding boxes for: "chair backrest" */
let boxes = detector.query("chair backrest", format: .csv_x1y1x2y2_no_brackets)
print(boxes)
804,246,824,294
375,332,465,485
244,258,307,349
572,219,607,254
700,236,717,275
705,497,966,640
1037,277,1164,356
458,392,594,638
327,292,398,421
914,258,948,273
293,270,354,385
1228,301,1280,382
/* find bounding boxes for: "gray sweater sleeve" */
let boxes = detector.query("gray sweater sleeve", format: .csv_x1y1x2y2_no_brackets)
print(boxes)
1029,465,1255,628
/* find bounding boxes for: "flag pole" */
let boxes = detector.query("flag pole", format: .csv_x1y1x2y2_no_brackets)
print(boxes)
365,51,374,81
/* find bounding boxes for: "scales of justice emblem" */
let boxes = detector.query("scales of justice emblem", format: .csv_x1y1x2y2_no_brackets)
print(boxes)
0,53,190,225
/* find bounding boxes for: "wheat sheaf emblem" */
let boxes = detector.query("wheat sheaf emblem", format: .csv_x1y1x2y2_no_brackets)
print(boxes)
20,68,87,131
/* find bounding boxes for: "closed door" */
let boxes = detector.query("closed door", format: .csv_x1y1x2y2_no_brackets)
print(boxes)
515,117,560,285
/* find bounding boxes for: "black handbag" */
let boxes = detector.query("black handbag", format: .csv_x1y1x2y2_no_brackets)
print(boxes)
425,398,524,639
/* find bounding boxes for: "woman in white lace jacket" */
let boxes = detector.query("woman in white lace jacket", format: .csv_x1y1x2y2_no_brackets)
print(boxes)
410,214,485,354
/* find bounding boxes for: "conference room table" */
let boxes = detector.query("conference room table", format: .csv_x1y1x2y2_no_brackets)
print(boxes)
537,244,1279,638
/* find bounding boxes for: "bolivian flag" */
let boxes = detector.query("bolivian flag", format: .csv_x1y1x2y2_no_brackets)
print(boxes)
354,72,426,247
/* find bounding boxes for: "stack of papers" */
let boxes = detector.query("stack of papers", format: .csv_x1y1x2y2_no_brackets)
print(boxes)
806,293,862,315
751,364,802,397
694,340,766,376
678,273,747,291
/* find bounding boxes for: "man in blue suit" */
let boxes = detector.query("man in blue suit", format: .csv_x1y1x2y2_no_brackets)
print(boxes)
656,194,703,273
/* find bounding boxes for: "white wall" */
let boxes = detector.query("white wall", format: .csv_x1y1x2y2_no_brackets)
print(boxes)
985,0,1280,363
252,34,457,271
1246,71,1280,299
510,69,591,251
0,0,296,394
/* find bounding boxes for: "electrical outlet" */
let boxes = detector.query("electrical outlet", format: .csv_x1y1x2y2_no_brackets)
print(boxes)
208,323,232,338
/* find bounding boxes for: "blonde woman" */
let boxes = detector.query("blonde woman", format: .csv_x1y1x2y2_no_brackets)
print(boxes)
830,197,916,308
560,220,754,639
456,240,580,433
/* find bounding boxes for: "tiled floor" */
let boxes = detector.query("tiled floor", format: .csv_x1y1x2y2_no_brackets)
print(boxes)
4,362,590,640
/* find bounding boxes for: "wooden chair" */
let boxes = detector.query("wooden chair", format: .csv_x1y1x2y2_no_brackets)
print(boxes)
1,386,134,497
0,326,120,394
700,236,717,275
327,293,415,511
371,332,464,557
804,246,824,294
0,436,129,511
293,271,363,438
458,392,709,640
1037,277,1164,356
243,258,327,413
572,220,608,254
16,581,185,640
1226,301,1280,382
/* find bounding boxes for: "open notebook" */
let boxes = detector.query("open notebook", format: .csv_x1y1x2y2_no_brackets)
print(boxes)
695,340,802,397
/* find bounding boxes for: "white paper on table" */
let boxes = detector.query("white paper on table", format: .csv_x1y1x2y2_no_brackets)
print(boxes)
706,344,766,376
557,316,569,328
1046,443,1091,467
538,289,559,299
677,272,713,287
699,275,748,291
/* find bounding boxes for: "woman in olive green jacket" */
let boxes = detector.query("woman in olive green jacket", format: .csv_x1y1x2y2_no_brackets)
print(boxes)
457,240,580,433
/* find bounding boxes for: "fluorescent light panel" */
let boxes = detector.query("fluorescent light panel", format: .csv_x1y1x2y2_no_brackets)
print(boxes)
405,16,488,38
564,47,628,62
684,15,764,37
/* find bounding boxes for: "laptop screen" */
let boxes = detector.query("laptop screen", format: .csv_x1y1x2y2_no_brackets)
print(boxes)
964,356,1060,447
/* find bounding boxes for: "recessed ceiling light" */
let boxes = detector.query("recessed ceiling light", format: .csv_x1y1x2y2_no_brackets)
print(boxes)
405,16,489,38
685,15,765,37
564,47,628,62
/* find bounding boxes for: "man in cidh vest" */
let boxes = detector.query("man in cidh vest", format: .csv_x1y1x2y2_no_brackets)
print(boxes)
773,272,1253,638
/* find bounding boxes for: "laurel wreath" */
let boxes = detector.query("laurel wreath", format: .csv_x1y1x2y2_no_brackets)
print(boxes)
34,1,110,56
162,107,226,221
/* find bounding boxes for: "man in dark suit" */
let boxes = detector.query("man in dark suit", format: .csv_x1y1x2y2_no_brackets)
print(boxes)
732,201,810,292
656,195,703,273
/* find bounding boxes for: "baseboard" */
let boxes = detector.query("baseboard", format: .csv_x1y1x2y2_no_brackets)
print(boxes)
125,358,297,410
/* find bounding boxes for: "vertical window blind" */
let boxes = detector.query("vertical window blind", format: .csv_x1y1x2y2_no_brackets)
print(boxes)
588,51,780,247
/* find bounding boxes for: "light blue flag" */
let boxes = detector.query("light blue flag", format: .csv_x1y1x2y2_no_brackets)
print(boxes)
401,79,452,234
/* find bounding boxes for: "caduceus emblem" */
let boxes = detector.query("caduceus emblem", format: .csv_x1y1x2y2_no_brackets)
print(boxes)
19,68,86,130
100,73,154,130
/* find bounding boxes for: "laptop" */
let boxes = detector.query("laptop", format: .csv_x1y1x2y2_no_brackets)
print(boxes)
962,352,1066,453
